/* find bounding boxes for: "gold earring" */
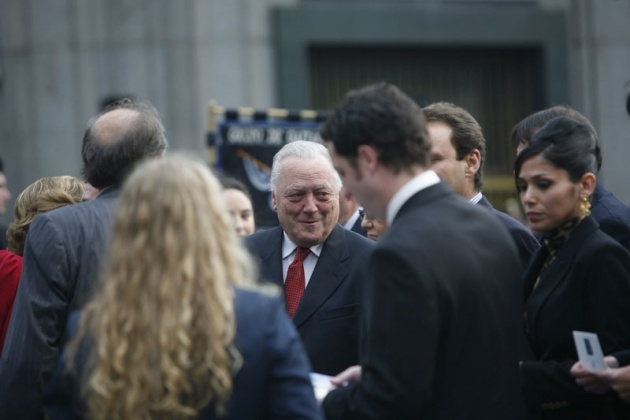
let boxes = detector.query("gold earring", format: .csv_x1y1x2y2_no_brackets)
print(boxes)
580,195,591,217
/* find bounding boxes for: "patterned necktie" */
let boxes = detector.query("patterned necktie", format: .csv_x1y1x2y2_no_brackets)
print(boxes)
285,246,310,318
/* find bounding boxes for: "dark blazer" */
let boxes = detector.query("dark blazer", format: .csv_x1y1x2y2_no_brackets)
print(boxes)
349,211,367,237
591,183,630,251
478,195,539,272
43,288,323,420
521,216,630,420
0,186,119,419
323,181,524,419
245,224,374,375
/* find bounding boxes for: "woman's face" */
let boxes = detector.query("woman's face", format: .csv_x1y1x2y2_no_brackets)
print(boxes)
517,154,584,233
223,188,255,237
360,212,388,241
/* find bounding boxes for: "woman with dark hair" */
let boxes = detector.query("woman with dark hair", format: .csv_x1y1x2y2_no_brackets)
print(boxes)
516,116,630,419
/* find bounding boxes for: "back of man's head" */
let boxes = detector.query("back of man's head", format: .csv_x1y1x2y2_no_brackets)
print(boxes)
81,99,168,189
320,82,431,173
423,102,486,192
510,105,602,172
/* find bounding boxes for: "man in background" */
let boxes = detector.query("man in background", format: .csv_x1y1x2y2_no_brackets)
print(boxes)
0,100,168,418
423,101,539,271
337,186,367,237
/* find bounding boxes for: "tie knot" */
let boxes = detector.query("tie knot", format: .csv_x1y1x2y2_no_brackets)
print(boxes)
294,246,310,262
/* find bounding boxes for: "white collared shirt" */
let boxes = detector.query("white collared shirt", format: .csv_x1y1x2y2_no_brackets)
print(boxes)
343,208,362,230
386,170,441,226
281,232,324,286
469,191,483,205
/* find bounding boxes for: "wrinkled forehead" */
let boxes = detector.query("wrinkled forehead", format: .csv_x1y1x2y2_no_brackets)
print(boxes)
277,156,338,192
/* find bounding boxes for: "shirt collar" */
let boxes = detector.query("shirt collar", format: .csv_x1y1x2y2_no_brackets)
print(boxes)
386,170,440,225
343,208,362,230
469,191,483,205
281,231,324,259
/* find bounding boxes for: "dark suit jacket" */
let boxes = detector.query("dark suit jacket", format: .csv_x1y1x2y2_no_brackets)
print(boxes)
0,186,119,419
478,195,539,272
42,288,323,420
521,216,630,419
349,212,367,237
245,224,374,375
591,183,630,251
323,181,524,419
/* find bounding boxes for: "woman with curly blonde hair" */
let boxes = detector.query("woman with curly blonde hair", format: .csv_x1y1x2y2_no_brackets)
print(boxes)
44,155,320,420
0,176,84,355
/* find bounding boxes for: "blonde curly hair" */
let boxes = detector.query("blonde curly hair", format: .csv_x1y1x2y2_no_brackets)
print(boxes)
69,155,255,419
6,176,85,255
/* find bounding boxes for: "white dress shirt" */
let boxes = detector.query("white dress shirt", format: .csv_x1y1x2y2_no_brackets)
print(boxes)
281,232,324,287
386,170,441,226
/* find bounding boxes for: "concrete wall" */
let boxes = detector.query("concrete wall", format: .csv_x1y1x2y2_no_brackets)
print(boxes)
0,0,295,225
0,0,629,226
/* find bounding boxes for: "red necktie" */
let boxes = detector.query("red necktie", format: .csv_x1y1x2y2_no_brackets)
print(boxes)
285,246,310,318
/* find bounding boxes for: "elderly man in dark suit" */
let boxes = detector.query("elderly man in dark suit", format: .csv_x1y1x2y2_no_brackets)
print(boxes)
0,100,167,418
245,140,374,376
511,105,630,250
321,82,524,419
423,101,539,272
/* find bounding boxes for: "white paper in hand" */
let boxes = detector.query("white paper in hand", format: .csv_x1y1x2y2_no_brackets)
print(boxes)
310,372,336,403
573,331,607,372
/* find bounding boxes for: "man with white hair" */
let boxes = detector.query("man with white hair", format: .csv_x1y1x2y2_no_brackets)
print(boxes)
245,140,374,375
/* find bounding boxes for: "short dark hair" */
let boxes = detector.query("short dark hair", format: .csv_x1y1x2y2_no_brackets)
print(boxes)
423,102,486,192
220,176,252,203
81,99,168,189
320,82,431,172
510,105,602,172
515,116,597,187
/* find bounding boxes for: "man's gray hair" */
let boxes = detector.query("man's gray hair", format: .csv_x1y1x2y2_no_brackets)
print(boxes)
269,140,342,193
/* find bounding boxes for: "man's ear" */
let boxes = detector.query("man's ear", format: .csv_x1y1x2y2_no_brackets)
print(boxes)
357,145,379,173
464,149,481,178
272,192,277,211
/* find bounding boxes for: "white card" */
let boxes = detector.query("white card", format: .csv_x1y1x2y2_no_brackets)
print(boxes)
573,330,607,372
310,372,336,403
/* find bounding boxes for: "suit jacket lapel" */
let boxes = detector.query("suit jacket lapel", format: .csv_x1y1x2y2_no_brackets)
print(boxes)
258,227,284,288
293,225,350,327
525,218,598,339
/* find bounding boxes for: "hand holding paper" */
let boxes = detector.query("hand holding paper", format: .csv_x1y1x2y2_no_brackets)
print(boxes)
572,331,606,372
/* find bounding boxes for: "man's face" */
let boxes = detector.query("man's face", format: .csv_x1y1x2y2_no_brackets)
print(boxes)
427,121,467,197
337,186,357,225
273,154,339,248
0,172,11,215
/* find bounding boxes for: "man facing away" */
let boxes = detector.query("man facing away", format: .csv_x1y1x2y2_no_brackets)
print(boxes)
321,82,524,419
511,105,630,251
0,100,168,418
423,101,539,272
245,140,374,376
0,157,11,250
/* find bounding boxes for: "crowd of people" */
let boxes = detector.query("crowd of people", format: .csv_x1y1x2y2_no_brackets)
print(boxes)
1,82,630,419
